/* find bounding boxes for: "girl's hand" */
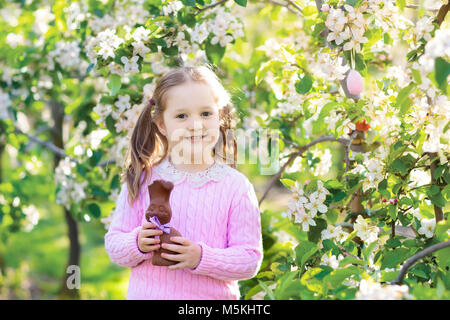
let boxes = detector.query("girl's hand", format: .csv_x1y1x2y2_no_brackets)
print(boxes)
161,237,202,270
137,222,163,253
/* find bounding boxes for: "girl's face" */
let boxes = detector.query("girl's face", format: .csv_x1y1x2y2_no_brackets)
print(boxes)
155,81,221,164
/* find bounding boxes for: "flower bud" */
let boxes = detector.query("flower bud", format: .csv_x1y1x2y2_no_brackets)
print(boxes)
321,4,330,12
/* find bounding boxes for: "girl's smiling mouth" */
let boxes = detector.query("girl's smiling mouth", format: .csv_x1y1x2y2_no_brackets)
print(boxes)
185,134,207,142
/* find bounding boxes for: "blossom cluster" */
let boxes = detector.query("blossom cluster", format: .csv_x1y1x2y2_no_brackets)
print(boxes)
325,4,368,53
93,94,145,135
348,152,384,193
286,181,330,232
355,278,410,300
54,157,88,210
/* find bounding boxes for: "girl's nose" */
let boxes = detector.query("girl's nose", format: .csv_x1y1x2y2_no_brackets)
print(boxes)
187,119,204,131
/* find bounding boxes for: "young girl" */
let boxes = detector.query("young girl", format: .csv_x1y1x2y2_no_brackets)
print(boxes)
104,65,263,300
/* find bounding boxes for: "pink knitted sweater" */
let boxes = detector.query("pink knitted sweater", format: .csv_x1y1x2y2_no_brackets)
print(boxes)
104,156,263,300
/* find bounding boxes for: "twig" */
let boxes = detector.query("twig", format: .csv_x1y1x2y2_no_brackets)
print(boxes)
336,243,359,259
13,124,117,168
405,4,439,12
195,0,228,15
286,0,303,14
394,241,450,284
267,0,299,15
409,183,432,192
259,150,302,206
13,125,80,165
259,135,349,205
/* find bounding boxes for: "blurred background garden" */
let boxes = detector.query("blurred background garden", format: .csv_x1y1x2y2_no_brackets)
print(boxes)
1,0,449,300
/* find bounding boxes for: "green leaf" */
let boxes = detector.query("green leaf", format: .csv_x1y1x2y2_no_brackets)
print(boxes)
388,205,397,220
295,240,318,269
395,83,414,110
332,191,347,203
326,209,339,225
378,179,388,190
151,37,167,47
257,279,275,300
338,256,365,267
325,266,360,289
274,271,303,299
280,178,295,189
308,218,327,243
429,193,446,208
325,179,344,190
428,185,440,196
181,0,196,5
411,68,422,84
355,53,366,74
295,74,313,94
391,158,407,175
433,165,446,180
107,74,122,96
381,248,411,269
205,40,226,64
105,115,116,133
303,5,317,16
234,0,247,6
87,203,101,218
435,57,450,92
89,149,102,166
161,45,179,56
91,185,108,198
386,237,402,248
244,283,263,300
435,246,450,269
255,59,283,85
110,174,120,190
435,220,450,242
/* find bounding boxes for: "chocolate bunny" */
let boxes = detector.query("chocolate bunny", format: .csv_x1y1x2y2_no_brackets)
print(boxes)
145,180,182,266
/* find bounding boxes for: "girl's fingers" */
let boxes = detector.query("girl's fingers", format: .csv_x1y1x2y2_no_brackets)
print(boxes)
141,229,163,238
143,244,160,252
161,252,184,262
161,243,185,253
141,237,160,245
142,222,157,229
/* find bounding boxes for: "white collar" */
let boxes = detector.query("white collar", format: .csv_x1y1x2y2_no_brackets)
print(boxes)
152,155,230,188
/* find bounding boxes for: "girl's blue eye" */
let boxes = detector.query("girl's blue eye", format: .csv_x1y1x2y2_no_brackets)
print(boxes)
176,114,186,119
202,111,211,117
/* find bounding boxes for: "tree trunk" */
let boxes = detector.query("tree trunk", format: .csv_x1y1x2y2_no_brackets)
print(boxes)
429,152,444,223
0,142,6,276
50,100,81,299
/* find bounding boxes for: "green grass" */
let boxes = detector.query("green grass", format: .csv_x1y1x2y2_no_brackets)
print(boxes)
2,197,130,299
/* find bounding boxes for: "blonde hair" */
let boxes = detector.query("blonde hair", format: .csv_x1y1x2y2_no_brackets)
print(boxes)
122,65,238,205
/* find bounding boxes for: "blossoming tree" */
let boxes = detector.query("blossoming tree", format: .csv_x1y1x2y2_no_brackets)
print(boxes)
0,0,449,299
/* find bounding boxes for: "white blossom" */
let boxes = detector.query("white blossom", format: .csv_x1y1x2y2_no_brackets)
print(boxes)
417,218,435,238
356,278,410,300
354,215,378,243
121,56,139,73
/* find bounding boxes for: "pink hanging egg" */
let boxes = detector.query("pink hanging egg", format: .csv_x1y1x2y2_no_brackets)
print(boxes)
346,69,364,95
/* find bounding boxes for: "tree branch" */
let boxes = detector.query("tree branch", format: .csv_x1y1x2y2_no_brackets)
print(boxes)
13,125,80,165
405,4,439,12
195,0,228,15
394,240,450,284
434,1,450,26
267,0,299,15
258,134,351,205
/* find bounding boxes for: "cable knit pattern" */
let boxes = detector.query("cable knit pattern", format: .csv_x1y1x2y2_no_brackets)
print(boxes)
104,157,263,300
